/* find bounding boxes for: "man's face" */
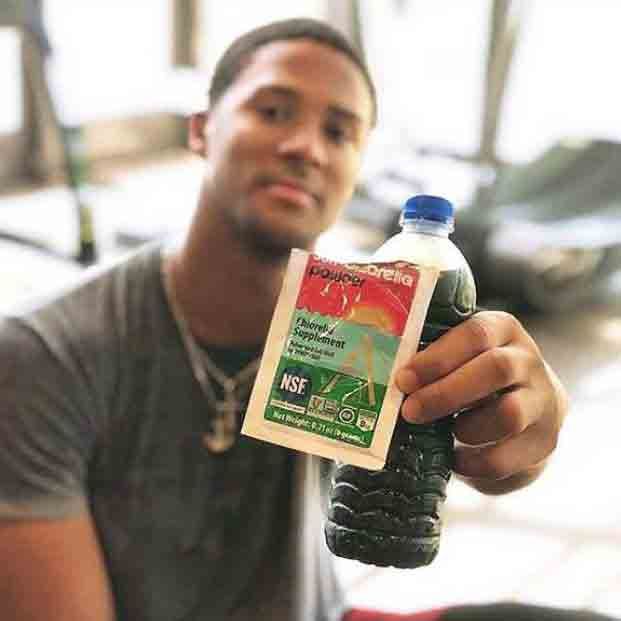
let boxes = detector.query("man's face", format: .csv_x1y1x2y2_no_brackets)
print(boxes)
191,38,374,257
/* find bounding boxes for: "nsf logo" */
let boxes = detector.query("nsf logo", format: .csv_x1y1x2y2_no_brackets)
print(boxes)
278,367,312,404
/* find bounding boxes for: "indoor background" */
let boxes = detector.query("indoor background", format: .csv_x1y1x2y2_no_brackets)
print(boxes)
1,0,620,617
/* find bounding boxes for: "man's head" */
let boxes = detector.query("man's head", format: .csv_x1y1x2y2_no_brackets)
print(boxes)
208,18,377,126
189,18,376,260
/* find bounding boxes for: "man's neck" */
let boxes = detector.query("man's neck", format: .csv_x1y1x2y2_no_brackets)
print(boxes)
166,221,290,349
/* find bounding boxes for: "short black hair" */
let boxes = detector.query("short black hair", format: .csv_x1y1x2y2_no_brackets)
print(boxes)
208,18,377,126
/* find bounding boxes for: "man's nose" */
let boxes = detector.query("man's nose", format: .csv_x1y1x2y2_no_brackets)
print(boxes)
278,123,327,168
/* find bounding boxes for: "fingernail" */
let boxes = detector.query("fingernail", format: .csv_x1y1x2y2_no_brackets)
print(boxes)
396,368,419,393
401,395,422,423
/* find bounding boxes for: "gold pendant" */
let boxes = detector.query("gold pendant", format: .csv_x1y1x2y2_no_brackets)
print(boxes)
202,396,239,453
202,428,235,453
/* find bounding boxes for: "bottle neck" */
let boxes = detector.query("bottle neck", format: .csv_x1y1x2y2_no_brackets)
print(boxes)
401,218,453,237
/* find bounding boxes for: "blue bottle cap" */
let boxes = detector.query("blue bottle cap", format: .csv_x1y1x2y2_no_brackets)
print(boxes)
402,195,454,224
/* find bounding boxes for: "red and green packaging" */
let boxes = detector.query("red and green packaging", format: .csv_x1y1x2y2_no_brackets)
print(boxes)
242,250,438,469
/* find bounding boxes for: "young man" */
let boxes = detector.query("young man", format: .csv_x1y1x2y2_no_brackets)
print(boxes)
0,18,567,621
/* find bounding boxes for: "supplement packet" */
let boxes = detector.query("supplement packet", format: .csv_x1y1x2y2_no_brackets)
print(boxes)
242,250,438,470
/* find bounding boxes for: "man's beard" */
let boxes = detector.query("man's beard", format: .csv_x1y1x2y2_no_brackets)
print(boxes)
230,211,316,264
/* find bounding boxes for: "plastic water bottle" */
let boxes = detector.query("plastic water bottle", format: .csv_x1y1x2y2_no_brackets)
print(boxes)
324,195,477,568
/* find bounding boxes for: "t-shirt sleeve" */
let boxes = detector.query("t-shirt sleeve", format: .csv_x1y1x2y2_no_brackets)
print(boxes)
0,317,98,519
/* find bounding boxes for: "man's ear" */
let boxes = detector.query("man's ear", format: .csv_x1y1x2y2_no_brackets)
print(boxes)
188,112,208,157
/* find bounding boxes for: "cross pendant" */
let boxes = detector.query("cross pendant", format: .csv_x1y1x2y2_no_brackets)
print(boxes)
202,391,240,453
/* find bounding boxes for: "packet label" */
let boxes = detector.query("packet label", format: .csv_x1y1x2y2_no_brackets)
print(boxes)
242,250,438,470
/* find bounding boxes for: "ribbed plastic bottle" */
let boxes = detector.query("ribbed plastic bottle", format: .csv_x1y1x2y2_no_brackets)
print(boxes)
324,195,477,568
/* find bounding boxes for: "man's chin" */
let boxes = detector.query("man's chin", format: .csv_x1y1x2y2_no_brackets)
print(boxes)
239,225,316,263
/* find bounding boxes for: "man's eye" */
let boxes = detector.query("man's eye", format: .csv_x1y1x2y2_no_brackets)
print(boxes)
259,105,289,122
325,123,350,144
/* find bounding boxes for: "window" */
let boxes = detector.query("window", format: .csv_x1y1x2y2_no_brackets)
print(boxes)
200,0,327,87
0,27,22,134
43,0,173,122
0,27,26,186
2,0,189,181
498,0,621,162
359,0,491,157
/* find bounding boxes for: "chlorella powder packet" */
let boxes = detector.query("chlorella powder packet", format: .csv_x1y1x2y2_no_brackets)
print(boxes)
242,250,438,470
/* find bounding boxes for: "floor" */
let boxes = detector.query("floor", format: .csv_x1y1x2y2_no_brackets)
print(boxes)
1,155,620,618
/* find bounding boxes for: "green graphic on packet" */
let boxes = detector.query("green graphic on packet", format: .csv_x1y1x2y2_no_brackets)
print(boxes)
263,307,399,448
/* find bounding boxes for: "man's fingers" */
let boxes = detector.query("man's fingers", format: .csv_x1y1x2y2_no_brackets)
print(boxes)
396,311,527,393
453,421,557,480
400,345,535,423
453,387,543,445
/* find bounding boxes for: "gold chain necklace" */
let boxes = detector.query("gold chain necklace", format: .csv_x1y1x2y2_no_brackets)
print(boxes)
162,260,261,453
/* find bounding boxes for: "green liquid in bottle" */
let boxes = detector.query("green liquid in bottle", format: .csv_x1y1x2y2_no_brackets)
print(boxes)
325,266,476,568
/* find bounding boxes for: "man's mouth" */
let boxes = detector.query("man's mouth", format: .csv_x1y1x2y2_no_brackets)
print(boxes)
261,178,320,211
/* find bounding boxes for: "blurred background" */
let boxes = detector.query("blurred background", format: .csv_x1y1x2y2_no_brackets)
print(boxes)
1,0,620,616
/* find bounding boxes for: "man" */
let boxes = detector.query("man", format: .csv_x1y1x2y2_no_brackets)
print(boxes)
0,18,568,621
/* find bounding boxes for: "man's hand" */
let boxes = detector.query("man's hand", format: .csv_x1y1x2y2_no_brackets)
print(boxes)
395,311,568,495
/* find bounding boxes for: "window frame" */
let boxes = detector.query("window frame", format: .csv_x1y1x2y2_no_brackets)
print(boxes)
0,1,201,195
